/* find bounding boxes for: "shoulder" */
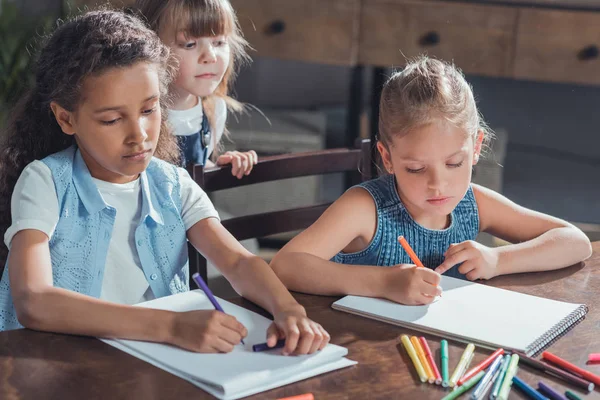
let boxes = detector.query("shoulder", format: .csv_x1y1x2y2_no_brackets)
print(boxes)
214,96,227,118
146,157,181,187
14,160,55,196
471,183,507,206
357,174,399,210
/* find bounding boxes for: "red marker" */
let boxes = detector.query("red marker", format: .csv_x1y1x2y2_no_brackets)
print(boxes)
543,351,600,387
420,337,442,385
457,348,504,386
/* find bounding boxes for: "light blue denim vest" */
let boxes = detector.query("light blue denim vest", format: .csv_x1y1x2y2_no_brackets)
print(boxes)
333,174,480,279
0,146,189,331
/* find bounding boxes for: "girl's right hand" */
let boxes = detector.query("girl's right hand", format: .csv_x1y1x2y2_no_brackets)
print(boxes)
381,264,442,305
216,150,258,179
168,310,248,353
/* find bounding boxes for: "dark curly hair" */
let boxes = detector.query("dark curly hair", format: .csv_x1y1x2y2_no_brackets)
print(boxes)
0,9,180,269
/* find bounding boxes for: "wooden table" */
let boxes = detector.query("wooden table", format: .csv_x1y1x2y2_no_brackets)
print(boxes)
1,243,600,399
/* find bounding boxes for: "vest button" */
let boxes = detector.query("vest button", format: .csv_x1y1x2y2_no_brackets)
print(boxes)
150,273,158,280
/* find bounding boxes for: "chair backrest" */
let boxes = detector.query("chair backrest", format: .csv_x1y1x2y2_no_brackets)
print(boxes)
187,138,373,282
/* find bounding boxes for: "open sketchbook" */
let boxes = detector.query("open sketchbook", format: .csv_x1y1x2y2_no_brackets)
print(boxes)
102,291,356,400
332,275,587,356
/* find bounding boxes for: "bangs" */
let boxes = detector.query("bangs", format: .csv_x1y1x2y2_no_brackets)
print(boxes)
162,0,234,39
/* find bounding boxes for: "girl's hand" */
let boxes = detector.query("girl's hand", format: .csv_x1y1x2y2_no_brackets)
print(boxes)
435,241,500,280
265,305,330,356
169,310,247,353
216,150,258,179
382,264,442,305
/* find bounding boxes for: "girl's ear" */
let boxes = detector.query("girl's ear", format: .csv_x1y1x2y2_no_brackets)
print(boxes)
50,101,77,136
473,130,484,165
377,141,394,174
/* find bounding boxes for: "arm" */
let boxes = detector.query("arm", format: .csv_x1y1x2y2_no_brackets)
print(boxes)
436,184,592,278
9,229,173,341
187,218,329,354
10,230,246,352
271,188,442,304
271,188,385,296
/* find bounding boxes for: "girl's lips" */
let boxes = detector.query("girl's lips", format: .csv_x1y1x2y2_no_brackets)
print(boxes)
123,149,151,161
427,197,451,205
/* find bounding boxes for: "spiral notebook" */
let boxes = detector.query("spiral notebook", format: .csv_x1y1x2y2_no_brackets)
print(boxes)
102,291,356,400
332,275,587,356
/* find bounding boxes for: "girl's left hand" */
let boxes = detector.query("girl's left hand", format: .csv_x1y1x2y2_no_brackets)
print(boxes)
216,150,258,179
265,305,330,356
434,240,500,280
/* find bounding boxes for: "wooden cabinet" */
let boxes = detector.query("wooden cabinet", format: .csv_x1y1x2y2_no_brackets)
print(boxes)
231,0,360,66
514,8,600,85
359,0,518,77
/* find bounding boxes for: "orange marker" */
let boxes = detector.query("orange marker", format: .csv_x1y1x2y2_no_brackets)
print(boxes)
398,236,441,297
398,236,425,267
277,394,314,400
411,336,435,383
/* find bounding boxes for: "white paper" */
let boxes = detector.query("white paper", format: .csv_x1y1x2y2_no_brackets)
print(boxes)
102,290,356,399
332,275,585,353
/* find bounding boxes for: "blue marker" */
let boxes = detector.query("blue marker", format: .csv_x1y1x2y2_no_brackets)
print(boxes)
470,354,504,400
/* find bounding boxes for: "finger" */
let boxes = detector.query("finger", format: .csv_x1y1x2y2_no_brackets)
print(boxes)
415,293,436,305
229,154,241,177
249,150,258,165
317,324,330,350
418,268,441,286
266,323,281,347
458,260,478,275
435,248,473,274
419,279,440,298
216,153,233,166
244,152,255,175
466,269,480,281
238,154,249,179
281,321,300,356
307,322,324,354
294,320,316,355
218,314,248,338
444,242,464,257
210,336,236,353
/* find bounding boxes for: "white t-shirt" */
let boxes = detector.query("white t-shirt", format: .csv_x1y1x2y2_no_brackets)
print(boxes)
168,97,227,160
4,160,220,305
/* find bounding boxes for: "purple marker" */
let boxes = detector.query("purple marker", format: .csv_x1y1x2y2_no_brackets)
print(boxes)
192,272,245,345
538,381,568,400
253,339,286,352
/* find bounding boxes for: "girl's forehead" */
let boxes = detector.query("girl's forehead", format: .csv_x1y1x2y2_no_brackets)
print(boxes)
80,63,160,107
391,121,472,158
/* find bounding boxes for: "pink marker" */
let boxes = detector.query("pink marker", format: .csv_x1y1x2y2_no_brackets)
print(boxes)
589,353,600,363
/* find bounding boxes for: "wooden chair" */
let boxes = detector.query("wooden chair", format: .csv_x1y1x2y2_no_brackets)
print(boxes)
186,138,373,285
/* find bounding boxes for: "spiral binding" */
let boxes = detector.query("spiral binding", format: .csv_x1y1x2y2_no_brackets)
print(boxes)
525,304,589,357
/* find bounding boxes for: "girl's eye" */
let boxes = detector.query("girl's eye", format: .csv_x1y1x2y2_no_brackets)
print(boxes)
101,118,119,126
214,39,227,47
142,107,156,115
406,167,424,174
184,41,196,49
447,161,464,168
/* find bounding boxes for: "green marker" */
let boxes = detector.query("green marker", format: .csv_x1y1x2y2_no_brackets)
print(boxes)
441,370,485,400
441,339,449,388
490,354,511,399
497,354,519,400
565,390,583,400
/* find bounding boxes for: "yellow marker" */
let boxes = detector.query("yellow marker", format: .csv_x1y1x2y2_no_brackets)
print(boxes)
400,335,428,383
449,343,475,387
411,336,435,383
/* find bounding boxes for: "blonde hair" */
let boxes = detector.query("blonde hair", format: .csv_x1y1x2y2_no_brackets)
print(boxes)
135,0,250,156
379,56,492,150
